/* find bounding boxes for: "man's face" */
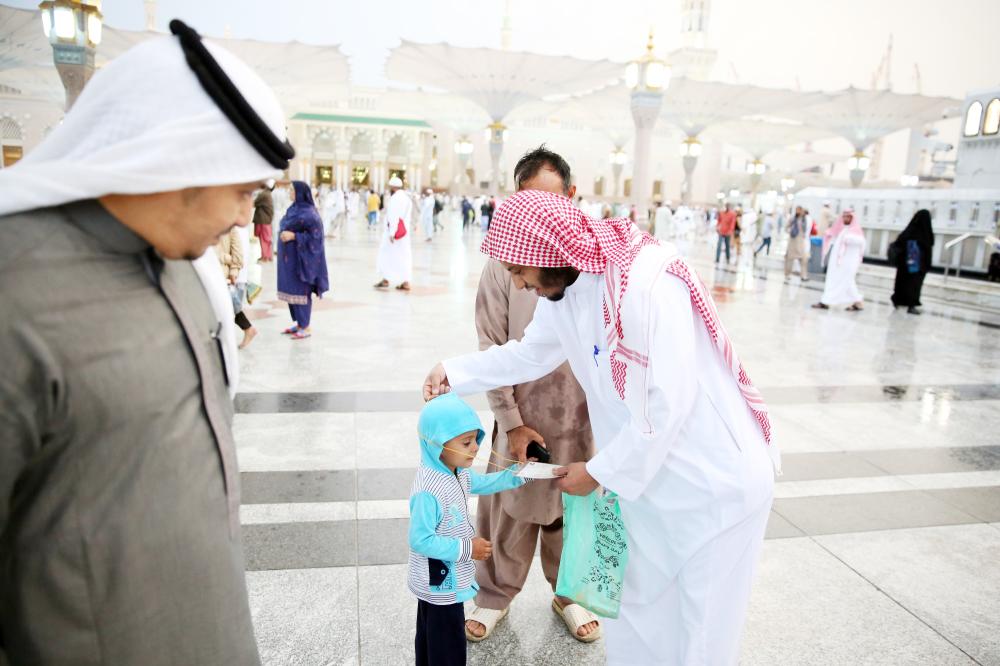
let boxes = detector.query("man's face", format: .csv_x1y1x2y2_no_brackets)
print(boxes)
519,165,575,199
795,206,804,216
168,182,261,260
502,262,578,301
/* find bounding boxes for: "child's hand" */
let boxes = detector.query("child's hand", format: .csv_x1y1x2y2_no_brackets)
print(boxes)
471,537,493,561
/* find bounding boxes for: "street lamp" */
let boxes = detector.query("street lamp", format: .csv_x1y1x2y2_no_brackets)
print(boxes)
746,159,766,207
626,29,671,230
453,137,473,186
780,177,796,193
485,121,508,193
678,136,702,205
609,147,627,197
39,0,103,110
847,150,871,188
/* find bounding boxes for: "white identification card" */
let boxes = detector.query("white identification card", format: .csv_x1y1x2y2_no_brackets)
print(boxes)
515,462,561,479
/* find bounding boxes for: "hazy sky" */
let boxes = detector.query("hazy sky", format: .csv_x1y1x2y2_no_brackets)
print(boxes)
6,0,999,97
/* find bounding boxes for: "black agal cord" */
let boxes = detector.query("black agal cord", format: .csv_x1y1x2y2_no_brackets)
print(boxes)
169,19,295,169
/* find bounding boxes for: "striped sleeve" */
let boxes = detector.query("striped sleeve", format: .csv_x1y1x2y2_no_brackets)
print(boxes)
456,537,473,563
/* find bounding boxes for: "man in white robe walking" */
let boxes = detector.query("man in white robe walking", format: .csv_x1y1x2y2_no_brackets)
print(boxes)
374,176,413,291
420,188,435,242
423,190,779,665
813,208,866,311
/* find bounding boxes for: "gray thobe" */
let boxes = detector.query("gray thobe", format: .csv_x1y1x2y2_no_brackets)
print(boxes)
0,201,259,665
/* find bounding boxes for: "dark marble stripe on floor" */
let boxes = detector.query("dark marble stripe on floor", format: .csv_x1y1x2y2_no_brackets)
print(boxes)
239,446,1000,504
240,485,1000,571
235,384,1000,414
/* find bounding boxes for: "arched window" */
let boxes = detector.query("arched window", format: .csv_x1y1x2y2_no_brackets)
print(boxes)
983,99,1000,136
964,101,983,137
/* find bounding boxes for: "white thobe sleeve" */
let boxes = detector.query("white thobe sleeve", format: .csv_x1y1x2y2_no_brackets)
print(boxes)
586,277,700,502
444,300,566,395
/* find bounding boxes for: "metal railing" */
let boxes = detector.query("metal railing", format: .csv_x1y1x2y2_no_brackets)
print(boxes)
942,233,973,281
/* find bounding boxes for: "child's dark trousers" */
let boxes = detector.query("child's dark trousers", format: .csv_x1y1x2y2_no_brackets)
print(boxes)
414,599,466,666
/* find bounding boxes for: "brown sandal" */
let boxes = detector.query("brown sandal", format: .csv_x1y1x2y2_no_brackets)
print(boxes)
811,303,829,310
373,279,389,289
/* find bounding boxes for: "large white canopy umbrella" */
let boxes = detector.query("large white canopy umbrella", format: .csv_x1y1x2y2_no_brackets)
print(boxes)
659,77,829,139
654,77,829,202
385,40,622,191
782,86,960,152
707,119,839,199
706,119,835,161
1,6,350,117
778,86,961,185
381,89,492,185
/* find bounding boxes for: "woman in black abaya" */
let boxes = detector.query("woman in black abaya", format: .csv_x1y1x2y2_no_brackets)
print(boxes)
890,209,935,314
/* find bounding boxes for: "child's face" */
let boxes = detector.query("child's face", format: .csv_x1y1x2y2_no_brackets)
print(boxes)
439,430,479,471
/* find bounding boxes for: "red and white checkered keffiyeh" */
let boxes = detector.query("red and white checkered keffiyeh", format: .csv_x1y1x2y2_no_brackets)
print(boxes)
484,190,772,446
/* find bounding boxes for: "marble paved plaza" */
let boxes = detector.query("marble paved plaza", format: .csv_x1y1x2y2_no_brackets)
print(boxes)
235,212,1000,665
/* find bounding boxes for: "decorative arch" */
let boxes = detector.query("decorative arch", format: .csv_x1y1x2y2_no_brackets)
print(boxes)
311,131,336,157
963,100,983,137
983,98,1000,136
1,114,24,168
1,115,24,142
348,129,374,159
385,132,412,163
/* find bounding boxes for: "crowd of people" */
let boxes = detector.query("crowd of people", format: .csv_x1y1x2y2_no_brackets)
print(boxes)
0,23,947,666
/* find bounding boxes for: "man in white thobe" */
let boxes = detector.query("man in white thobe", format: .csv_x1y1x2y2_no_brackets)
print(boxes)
420,189,435,242
423,190,779,665
330,187,346,238
347,189,360,221
374,176,413,290
653,202,674,241
814,208,866,311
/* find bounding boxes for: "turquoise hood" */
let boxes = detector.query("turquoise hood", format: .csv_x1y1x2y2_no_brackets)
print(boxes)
417,394,486,474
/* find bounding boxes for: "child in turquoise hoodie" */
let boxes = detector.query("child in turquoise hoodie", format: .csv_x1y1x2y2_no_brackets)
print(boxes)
409,393,525,666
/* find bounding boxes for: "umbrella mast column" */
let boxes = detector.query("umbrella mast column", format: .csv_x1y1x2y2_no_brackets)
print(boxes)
630,91,663,230
679,136,702,204
626,31,670,230
487,121,507,194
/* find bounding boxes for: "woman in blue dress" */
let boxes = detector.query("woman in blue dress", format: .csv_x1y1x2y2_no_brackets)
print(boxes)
277,181,329,339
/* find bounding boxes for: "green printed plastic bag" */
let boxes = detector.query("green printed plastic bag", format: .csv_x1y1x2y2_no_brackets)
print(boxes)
555,489,629,618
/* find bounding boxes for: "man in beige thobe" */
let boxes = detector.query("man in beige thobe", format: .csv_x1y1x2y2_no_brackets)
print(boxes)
465,147,599,643
784,206,811,281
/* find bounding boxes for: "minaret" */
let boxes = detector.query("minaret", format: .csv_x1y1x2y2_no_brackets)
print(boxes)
868,34,894,180
144,0,156,31
500,0,513,50
669,0,717,81
679,0,710,50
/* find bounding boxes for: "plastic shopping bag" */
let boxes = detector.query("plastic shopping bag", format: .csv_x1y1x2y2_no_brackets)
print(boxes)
246,237,263,304
555,488,629,618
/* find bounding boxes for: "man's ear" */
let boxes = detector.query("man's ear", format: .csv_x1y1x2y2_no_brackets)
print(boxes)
567,184,577,199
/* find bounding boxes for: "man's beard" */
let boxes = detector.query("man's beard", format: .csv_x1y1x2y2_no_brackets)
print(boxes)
538,266,580,301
